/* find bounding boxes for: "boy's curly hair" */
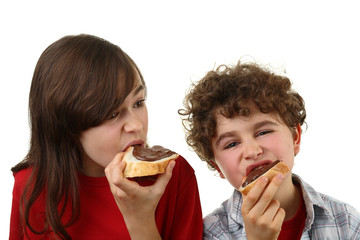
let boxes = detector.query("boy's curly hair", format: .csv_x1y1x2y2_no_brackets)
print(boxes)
179,61,306,170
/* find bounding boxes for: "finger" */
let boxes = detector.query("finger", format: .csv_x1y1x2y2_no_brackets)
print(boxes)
256,201,285,237
105,153,125,182
113,163,140,192
261,199,281,221
105,155,140,194
105,152,125,174
154,160,175,188
241,176,269,214
151,160,176,195
272,207,286,227
252,174,285,216
259,174,284,206
263,204,286,235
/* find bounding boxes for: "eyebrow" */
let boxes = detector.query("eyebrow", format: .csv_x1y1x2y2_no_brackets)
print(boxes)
214,131,237,147
133,84,145,96
214,120,279,147
253,120,279,130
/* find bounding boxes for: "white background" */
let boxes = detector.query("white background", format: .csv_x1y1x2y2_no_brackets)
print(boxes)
1,0,359,238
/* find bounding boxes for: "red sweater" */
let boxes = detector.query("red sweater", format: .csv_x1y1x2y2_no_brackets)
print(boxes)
10,156,203,239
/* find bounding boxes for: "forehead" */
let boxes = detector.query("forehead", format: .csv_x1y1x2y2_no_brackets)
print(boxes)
120,66,145,92
214,103,282,130
110,68,145,110
132,70,146,94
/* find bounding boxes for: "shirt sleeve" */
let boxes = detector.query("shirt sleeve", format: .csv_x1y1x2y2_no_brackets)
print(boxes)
347,204,360,239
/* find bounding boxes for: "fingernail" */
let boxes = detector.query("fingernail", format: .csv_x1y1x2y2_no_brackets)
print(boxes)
170,161,176,169
277,174,284,181
260,176,268,183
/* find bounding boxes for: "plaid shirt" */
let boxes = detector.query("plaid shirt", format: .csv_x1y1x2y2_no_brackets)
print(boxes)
203,174,360,239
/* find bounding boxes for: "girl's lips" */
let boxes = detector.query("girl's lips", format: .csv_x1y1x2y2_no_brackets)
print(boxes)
122,140,145,152
246,160,274,176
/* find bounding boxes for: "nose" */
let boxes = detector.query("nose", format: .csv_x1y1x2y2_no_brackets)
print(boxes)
242,138,263,160
123,111,143,133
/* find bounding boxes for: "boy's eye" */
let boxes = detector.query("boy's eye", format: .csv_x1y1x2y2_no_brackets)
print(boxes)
225,142,239,149
256,130,272,137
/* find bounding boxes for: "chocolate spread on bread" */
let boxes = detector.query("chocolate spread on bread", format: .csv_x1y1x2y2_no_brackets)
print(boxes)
242,160,281,188
132,145,176,162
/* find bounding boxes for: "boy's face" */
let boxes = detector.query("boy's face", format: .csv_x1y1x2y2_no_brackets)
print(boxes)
211,102,301,190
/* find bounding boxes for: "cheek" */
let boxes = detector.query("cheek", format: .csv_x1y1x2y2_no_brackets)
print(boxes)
142,107,149,134
266,135,295,169
143,113,149,134
215,151,245,189
80,128,119,167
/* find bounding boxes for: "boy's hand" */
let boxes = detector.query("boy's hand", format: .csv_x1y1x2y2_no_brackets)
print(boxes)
241,174,285,240
105,152,175,240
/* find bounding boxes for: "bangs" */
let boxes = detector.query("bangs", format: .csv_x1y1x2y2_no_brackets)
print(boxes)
30,34,146,135
88,49,146,127
110,54,146,115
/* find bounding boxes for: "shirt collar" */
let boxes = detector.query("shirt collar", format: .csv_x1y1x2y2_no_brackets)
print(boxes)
228,189,245,232
292,174,334,231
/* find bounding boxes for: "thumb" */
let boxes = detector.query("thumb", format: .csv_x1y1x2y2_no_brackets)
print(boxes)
152,160,176,194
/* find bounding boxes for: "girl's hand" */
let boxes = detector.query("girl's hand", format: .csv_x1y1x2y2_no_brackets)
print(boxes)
105,152,175,240
241,174,285,240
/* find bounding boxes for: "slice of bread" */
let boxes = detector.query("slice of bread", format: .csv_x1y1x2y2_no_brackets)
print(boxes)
239,161,289,195
123,146,179,178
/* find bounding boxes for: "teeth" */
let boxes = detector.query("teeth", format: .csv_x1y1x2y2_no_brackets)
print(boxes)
252,163,269,172
252,166,262,172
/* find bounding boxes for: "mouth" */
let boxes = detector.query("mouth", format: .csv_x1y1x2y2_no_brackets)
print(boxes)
246,160,273,176
122,140,145,152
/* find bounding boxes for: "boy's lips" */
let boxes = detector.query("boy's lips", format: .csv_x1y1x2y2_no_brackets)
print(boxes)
122,140,145,152
246,160,274,176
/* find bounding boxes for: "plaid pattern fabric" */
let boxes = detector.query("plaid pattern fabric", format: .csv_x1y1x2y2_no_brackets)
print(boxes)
203,174,360,240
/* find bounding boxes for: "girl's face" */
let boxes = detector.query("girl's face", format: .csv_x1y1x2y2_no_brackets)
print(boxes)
79,74,148,177
211,102,301,190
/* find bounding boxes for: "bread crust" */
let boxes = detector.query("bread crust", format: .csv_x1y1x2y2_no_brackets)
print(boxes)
239,161,289,195
123,146,179,178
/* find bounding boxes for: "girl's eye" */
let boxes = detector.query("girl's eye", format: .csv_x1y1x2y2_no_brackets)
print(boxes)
225,142,239,149
109,112,120,120
134,99,145,108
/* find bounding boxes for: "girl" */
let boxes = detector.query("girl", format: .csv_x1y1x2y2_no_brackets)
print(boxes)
10,34,202,239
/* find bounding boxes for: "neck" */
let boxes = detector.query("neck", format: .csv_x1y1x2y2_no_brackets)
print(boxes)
275,174,301,221
81,154,106,177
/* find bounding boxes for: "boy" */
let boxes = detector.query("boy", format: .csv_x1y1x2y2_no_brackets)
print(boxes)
179,62,360,239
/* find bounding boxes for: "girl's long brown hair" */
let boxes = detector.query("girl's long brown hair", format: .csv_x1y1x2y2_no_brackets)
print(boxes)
11,34,145,239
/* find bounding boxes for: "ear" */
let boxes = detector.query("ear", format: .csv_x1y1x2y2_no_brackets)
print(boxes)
209,161,226,179
293,124,302,156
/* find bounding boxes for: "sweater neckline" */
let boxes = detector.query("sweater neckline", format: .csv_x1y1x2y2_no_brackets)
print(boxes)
77,172,109,187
